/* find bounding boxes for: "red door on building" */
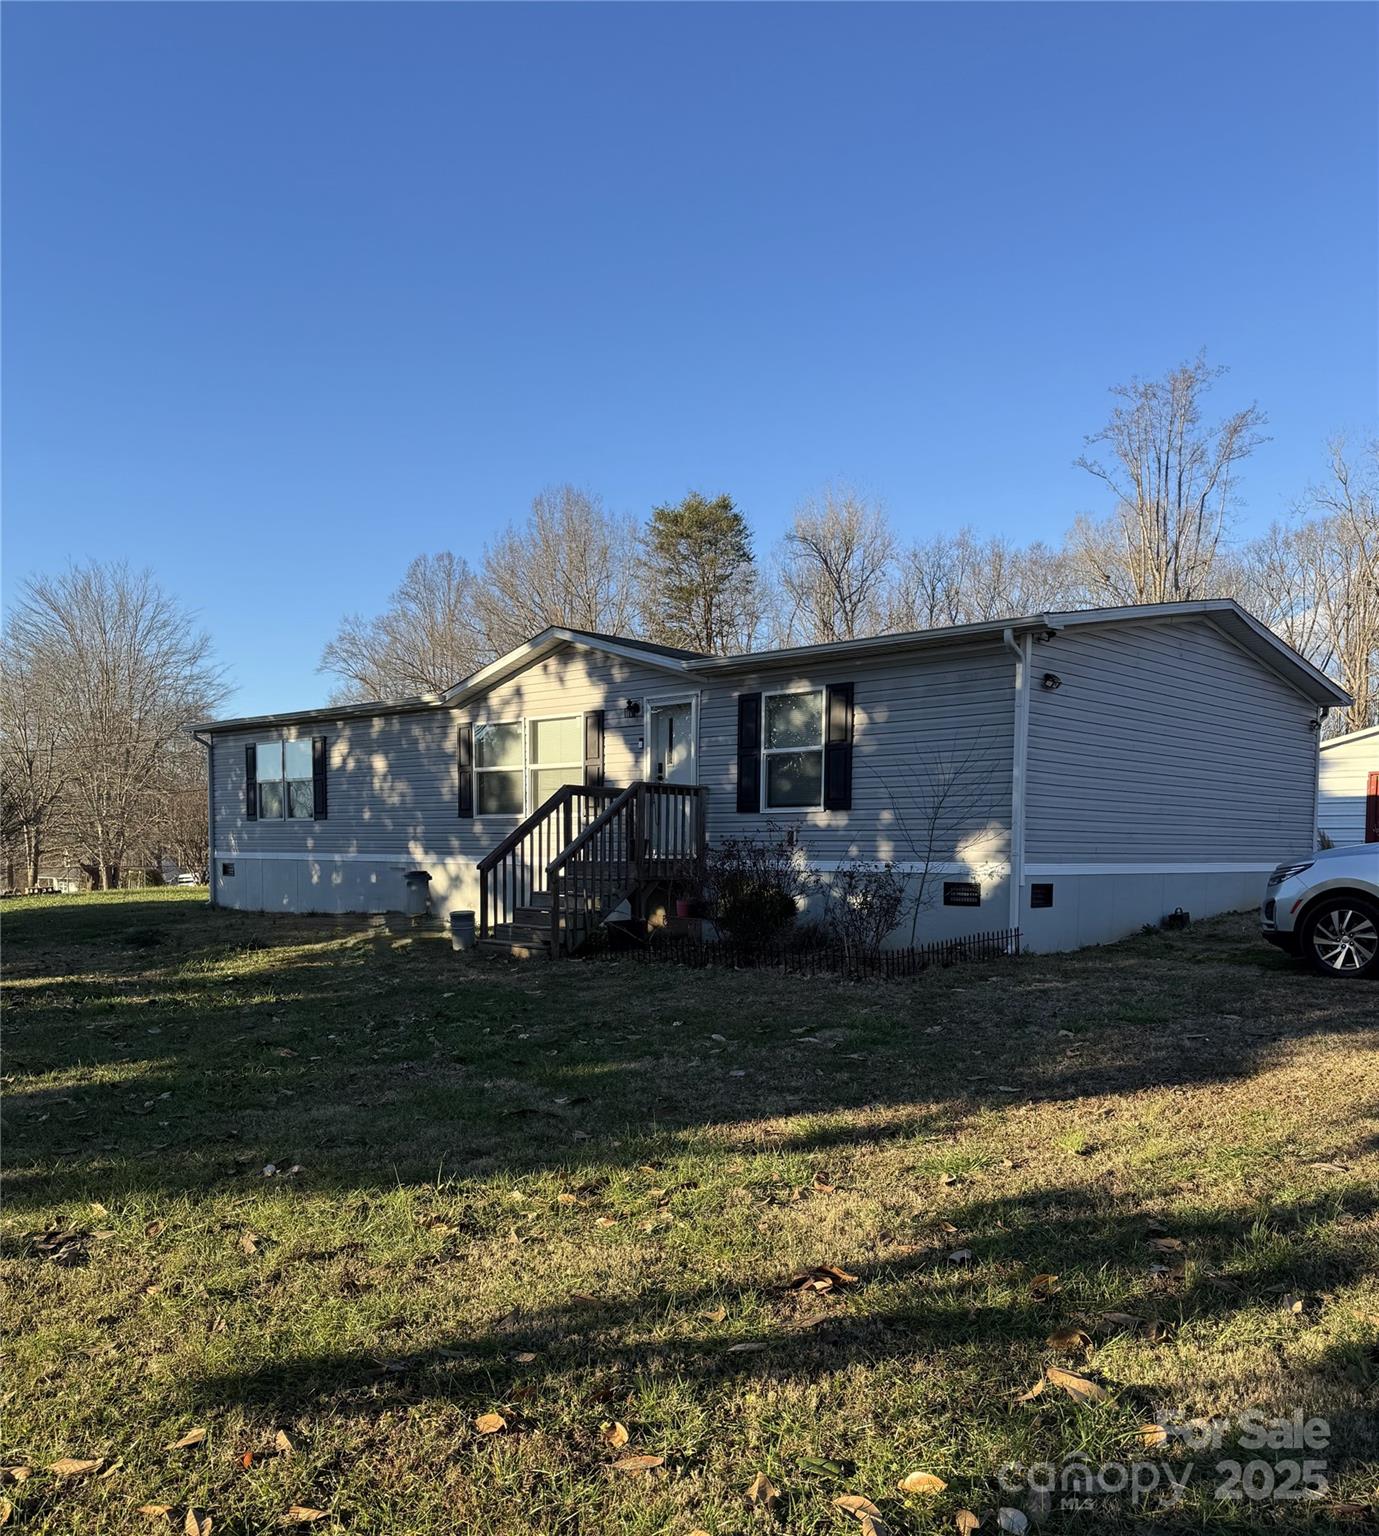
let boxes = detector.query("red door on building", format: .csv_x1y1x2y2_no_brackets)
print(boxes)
1366,771,1379,843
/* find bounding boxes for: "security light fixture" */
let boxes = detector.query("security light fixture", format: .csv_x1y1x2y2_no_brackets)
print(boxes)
1040,672,1062,691
624,699,642,717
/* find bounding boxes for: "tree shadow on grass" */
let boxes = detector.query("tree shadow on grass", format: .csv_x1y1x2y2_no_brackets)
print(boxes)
4,900,1378,1215
185,1182,1379,1482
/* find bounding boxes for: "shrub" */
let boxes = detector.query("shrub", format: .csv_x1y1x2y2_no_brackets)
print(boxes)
704,831,808,947
822,860,911,964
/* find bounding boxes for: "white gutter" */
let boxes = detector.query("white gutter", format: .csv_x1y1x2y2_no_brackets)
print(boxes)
1002,627,1032,935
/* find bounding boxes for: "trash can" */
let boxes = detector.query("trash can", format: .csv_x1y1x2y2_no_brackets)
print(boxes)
403,869,432,918
450,910,476,952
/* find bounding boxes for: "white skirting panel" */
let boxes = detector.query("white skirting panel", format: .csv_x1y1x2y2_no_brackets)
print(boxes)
1017,866,1267,952
212,851,481,916
210,851,1269,954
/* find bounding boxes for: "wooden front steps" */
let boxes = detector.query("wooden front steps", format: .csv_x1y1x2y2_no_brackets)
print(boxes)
476,780,707,957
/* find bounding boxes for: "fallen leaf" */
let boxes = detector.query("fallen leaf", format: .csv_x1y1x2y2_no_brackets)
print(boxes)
860,1517,891,1536
0,1471,30,1486
474,1413,507,1435
726,1340,768,1353
239,1232,259,1257
701,1306,728,1324
955,1511,981,1535
1045,1326,1092,1354
898,1471,948,1495
166,1428,207,1451
601,1422,630,1449
612,1454,664,1474
745,1471,779,1510
997,1510,1028,1534
1139,1421,1169,1447
138,1505,173,1518
1045,1365,1108,1405
512,1351,537,1364
184,1513,212,1536
1148,1236,1184,1253
277,1509,327,1526
787,1264,858,1293
947,1248,973,1265
144,1220,166,1239
1015,1377,1046,1402
273,1431,294,1457
49,1458,103,1478
1099,1311,1141,1331
0,1501,12,1529
556,1193,579,1206
1028,1273,1059,1297
835,1494,884,1519
241,1452,254,1469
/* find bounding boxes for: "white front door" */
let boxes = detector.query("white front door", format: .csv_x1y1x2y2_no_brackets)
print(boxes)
648,700,695,784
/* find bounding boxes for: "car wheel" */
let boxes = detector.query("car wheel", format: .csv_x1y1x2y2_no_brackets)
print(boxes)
1300,896,1379,979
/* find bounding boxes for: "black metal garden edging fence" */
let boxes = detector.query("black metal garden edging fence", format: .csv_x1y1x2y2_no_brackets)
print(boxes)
588,926,1021,978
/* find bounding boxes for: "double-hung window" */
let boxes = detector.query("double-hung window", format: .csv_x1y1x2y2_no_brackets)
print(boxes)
255,738,315,819
474,723,524,815
529,716,583,806
763,689,824,809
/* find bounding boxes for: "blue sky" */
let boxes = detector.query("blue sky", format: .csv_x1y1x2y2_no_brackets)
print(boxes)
4,2,1376,715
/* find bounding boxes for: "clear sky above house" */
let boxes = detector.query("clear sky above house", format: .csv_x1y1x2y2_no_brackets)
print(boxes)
3,2,1376,714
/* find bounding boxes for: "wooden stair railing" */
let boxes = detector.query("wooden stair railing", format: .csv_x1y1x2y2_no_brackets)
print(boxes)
476,784,621,941
546,782,707,955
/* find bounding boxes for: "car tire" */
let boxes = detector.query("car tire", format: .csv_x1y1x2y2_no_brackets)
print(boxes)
1299,896,1379,979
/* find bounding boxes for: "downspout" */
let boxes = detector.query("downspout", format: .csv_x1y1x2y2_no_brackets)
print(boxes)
1002,628,1032,937
193,730,216,907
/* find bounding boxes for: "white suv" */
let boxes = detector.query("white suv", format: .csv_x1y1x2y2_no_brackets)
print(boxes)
1261,845,1379,978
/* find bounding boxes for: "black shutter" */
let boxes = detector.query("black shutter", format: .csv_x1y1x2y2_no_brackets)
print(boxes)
736,692,762,813
312,736,328,820
823,682,854,811
457,723,474,818
244,743,257,821
584,710,605,787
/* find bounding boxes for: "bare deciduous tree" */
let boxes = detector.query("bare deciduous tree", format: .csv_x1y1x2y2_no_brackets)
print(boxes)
151,737,213,882
8,563,226,889
1072,354,1268,603
886,530,1083,631
476,486,641,655
776,488,895,644
1,628,64,886
321,551,486,703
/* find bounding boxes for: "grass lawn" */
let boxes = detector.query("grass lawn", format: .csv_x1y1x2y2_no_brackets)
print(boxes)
3,889,1377,1534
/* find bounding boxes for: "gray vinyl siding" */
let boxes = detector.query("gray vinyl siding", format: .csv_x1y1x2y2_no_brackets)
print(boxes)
698,644,1014,865
1024,617,1319,863
211,648,680,863
212,640,1016,874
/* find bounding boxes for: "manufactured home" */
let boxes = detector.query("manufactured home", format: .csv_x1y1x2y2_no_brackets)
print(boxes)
1318,725,1379,847
193,599,1349,954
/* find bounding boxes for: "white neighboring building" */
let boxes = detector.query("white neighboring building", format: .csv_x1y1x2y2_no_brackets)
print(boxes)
1318,726,1379,847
